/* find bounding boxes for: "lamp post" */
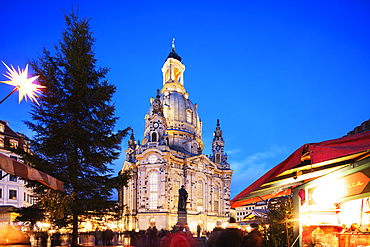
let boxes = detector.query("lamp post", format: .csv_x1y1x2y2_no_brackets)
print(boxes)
0,61,44,105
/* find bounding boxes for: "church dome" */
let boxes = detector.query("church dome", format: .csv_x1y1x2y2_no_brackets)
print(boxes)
146,47,203,154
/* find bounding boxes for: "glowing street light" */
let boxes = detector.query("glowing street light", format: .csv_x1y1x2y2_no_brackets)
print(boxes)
0,61,45,105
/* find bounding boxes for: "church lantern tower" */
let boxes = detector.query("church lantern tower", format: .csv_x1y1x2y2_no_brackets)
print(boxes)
120,42,233,233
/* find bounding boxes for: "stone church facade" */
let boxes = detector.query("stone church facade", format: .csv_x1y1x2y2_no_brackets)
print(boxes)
119,45,233,232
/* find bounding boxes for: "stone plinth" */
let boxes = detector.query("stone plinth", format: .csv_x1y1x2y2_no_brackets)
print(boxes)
175,210,189,231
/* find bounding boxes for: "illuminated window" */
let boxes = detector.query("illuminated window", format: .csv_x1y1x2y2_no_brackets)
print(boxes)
9,189,17,200
149,172,158,209
173,178,180,208
0,124,4,132
163,107,168,118
149,173,158,191
149,155,157,164
198,163,203,171
186,110,192,123
214,186,220,212
174,67,182,82
10,140,18,149
149,193,158,209
0,136,4,148
197,181,203,209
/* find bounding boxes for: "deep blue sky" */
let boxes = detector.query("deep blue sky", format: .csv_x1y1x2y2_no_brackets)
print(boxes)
1,0,369,198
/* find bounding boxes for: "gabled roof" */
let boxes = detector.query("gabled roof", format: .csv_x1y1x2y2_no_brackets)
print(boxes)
231,131,370,208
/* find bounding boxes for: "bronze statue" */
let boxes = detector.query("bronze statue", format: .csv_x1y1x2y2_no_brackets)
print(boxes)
178,185,188,211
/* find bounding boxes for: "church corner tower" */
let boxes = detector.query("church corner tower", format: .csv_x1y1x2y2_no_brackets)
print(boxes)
210,119,229,169
120,42,233,233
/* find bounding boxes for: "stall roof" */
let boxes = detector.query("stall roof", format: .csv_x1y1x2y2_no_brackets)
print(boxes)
231,131,370,208
0,153,64,191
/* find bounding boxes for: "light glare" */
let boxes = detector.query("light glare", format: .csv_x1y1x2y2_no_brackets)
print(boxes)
1,61,45,104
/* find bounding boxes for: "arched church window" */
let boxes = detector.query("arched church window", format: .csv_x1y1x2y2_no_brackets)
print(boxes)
151,132,157,142
165,69,170,82
216,153,221,163
149,172,158,209
214,185,220,213
163,107,168,118
173,177,180,209
174,66,182,82
186,110,192,124
197,181,203,210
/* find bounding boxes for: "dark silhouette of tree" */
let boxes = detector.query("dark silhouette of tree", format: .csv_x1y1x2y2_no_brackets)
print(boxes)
13,204,45,229
23,11,130,247
263,196,294,247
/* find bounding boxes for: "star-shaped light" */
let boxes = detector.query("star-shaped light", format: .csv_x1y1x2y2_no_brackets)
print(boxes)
1,61,45,105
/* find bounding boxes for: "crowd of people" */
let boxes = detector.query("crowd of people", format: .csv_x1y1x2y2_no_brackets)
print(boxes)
206,217,262,247
94,228,115,245
137,217,262,247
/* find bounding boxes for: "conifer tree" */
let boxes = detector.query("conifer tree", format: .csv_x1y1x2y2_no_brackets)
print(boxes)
24,12,129,246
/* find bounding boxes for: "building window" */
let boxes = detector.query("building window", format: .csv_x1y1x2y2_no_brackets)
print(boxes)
174,66,182,82
10,140,18,149
216,153,221,163
198,163,203,171
0,136,4,148
214,186,219,212
9,175,17,182
149,172,158,209
9,189,17,200
0,188,2,198
149,155,157,164
149,193,158,209
0,124,4,133
149,173,158,192
151,132,157,142
197,181,203,209
186,110,192,124
173,178,180,208
163,107,169,118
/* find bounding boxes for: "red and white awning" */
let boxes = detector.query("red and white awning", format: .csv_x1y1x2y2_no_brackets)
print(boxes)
0,153,64,191
231,131,370,208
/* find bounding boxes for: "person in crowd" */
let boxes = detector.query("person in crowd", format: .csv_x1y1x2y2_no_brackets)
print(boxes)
94,228,102,245
243,223,263,247
206,221,223,247
197,224,202,238
102,228,114,245
150,226,158,245
40,232,48,247
146,227,152,243
217,217,244,247
51,231,61,247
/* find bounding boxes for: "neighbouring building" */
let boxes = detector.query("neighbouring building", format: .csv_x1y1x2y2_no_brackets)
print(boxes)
0,120,35,226
119,45,233,233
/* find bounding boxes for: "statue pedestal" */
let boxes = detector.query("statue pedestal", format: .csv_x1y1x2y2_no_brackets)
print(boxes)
175,210,189,232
